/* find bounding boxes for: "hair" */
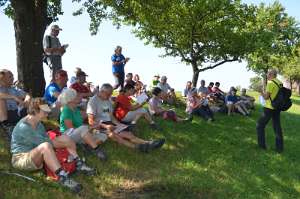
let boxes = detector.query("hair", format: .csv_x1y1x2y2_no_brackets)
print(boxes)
209,82,214,86
58,88,77,105
152,87,162,96
126,73,133,78
215,82,220,86
27,98,48,115
55,69,68,80
268,69,277,77
187,81,192,84
115,45,122,52
123,84,135,92
100,83,113,92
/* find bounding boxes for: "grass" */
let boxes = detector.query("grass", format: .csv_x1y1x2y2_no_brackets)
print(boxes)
0,93,300,199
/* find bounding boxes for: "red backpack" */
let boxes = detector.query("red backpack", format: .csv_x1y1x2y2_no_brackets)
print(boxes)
44,130,76,181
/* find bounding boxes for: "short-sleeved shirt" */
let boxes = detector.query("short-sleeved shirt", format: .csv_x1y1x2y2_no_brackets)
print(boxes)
114,94,132,120
265,78,282,110
152,80,160,87
43,35,62,56
111,54,125,73
70,82,90,94
158,82,171,93
44,82,63,105
0,86,26,110
183,87,193,97
86,95,113,123
11,118,51,154
60,105,83,133
226,94,239,104
198,86,208,95
149,97,163,115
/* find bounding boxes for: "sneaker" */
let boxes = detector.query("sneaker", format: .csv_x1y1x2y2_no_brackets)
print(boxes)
137,143,150,153
58,175,82,193
149,138,165,149
76,160,95,176
94,147,108,161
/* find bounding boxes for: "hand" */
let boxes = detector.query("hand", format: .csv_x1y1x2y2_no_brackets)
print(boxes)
14,96,24,106
125,57,130,63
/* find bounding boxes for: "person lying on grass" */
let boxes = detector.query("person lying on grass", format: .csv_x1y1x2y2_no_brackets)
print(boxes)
10,98,94,193
186,88,214,122
149,87,188,122
58,88,108,161
225,87,250,116
114,84,157,128
87,83,165,153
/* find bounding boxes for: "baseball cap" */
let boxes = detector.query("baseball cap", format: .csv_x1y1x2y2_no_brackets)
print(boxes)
51,24,62,31
39,104,51,113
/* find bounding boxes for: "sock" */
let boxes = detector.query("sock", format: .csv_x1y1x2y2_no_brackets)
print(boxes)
55,168,68,178
131,121,137,125
150,121,155,124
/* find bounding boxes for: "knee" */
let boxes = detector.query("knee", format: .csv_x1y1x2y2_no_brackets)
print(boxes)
78,125,89,137
39,142,53,152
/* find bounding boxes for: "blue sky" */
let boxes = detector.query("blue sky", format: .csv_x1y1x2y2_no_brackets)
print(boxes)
0,0,299,92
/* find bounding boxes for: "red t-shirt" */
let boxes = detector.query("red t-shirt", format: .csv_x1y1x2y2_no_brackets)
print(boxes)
70,82,90,93
114,94,132,120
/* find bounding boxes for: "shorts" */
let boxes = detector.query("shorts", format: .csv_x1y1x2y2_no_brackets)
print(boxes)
121,108,148,123
65,125,107,143
11,152,42,171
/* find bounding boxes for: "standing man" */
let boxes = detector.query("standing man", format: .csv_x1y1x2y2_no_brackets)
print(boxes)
256,69,283,153
43,24,68,80
111,46,130,90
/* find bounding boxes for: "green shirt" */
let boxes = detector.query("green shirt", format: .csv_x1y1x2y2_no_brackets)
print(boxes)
60,105,83,133
11,118,51,154
264,78,282,110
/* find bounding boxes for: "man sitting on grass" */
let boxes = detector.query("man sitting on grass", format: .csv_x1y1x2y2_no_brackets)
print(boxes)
87,83,165,153
226,87,250,116
11,98,94,193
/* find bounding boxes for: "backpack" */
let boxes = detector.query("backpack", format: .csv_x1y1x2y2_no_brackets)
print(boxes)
270,80,292,111
44,130,76,181
42,36,51,65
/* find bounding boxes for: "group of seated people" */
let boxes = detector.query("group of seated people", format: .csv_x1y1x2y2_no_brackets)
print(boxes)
0,68,166,192
0,68,256,192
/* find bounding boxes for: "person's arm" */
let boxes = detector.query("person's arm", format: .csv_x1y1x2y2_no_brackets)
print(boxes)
48,86,61,98
0,92,25,105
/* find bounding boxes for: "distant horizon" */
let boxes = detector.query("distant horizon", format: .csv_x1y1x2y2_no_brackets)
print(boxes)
0,0,299,92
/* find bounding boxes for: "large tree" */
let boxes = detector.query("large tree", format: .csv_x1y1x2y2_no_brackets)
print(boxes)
74,0,258,87
0,0,63,96
246,1,300,88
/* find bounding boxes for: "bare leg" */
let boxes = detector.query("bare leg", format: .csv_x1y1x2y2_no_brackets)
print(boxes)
107,131,136,148
52,135,78,158
29,142,61,172
0,99,8,122
82,133,98,148
235,104,247,115
227,104,233,116
119,131,148,144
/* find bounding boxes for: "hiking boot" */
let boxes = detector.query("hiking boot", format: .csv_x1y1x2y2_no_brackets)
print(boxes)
149,138,165,150
76,160,95,176
58,175,82,193
94,147,108,161
137,143,150,153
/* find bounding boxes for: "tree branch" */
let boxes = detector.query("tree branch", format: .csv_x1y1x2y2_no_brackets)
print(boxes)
198,58,238,72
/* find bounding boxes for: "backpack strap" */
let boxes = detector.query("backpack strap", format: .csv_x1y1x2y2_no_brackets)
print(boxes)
271,80,282,88
47,35,51,48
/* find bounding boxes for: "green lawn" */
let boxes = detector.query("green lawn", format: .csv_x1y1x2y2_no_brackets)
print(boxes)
0,94,300,199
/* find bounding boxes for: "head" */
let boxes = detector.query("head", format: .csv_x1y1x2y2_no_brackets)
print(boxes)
98,83,113,100
267,69,277,80
215,82,220,87
241,88,247,95
123,84,136,96
54,69,68,87
161,76,167,83
134,74,140,81
190,87,198,97
50,24,62,37
186,81,192,89
152,87,162,98
115,46,122,55
27,98,51,120
58,88,81,106
208,82,214,87
126,73,133,80
0,69,14,87
153,75,160,81
230,87,237,95
200,80,205,87
76,70,88,84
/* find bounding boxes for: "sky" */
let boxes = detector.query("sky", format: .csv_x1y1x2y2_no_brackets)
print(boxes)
0,0,299,92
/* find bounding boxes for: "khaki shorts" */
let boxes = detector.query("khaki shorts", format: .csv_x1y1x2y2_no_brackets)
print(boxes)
11,152,42,171
122,108,148,123
65,125,108,144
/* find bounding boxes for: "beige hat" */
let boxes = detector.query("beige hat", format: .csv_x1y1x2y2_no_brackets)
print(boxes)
39,104,51,113
51,24,62,31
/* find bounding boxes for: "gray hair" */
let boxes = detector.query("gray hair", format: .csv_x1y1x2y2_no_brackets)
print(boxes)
100,83,113,92
58,88,77,105
267,69,277,77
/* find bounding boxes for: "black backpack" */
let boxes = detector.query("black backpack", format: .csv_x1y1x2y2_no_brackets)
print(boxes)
270,80,292,111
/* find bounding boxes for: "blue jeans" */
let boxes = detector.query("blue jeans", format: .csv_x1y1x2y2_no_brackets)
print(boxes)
191,106,214,120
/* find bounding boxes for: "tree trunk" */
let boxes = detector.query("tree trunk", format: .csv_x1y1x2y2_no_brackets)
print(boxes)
262,71,267,91
296,79,300,96
11,0,49,97
191,62,199,88
289,77,293,90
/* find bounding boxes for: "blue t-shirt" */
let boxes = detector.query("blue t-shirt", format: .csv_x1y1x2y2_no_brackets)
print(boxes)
111,54,125,73
44,82,63,105
226,94,240,104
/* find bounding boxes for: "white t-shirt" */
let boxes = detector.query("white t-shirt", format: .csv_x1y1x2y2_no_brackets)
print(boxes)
86,95,113,123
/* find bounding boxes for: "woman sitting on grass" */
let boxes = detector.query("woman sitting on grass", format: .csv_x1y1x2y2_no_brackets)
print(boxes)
114,84,157,128
186,88,214,122
59,88,108,161
149,87,188,122
10,98,94,192
225,87,250,116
